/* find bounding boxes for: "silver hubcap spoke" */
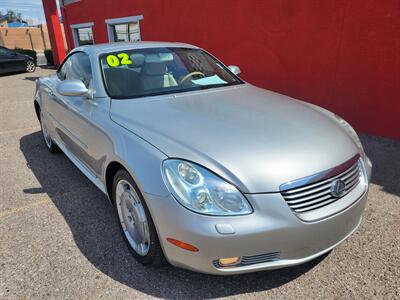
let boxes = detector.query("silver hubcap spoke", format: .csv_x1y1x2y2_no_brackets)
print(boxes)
116,180,150,256
27,61,35,72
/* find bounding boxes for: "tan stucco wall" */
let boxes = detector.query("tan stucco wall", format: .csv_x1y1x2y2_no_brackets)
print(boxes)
0,24,67,51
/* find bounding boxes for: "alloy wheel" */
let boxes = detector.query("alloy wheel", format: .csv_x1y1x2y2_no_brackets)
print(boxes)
26,60,35,72
116,179,150,256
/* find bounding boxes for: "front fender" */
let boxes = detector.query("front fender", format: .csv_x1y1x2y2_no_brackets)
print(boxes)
102,119,170,198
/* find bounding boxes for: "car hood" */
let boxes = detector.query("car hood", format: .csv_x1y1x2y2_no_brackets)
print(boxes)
110,84,359,193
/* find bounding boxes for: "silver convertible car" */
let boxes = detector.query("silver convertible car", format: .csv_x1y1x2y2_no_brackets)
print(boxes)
34,42,372,275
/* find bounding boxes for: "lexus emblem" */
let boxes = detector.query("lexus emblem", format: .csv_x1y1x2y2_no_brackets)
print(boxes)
331,179,346,197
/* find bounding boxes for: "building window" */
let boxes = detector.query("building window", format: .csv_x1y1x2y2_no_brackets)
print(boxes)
70,22,94,47
105,15,143,43
113,23,140,42
76,27,93,45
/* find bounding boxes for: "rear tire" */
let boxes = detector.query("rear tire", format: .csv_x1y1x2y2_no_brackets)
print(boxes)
26,60,36,73
112,169,166,266
40,109,59,153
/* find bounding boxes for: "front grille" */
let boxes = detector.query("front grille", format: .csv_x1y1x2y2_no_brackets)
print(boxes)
213,252,281,268
281,159,362,214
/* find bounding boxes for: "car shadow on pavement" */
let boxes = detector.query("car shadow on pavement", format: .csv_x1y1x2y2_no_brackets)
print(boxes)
0,71,27,77
38,65,57,70
20,131,327,299
359,134,400,197
23,76,41,82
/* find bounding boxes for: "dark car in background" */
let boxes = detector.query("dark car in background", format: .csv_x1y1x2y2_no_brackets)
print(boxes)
0,46,36,74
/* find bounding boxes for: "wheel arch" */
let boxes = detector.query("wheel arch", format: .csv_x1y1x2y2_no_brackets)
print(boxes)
104,156,168,206
105,161,126,205
34,100,41,121
105,160,148,206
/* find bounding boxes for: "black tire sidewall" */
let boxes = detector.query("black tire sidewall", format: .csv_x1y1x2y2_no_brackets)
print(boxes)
39,110,59,153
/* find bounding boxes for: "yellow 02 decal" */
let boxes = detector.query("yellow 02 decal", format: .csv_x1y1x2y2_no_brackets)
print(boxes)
106,55,120,67
118,53,133,65
106,53,133,67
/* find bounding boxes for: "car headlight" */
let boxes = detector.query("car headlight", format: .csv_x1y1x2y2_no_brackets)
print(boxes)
334,114,364,154
162,159,252,216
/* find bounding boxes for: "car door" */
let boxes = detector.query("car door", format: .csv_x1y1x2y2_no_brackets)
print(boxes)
13,52,28,71
46,52,105,177
0,47,14,73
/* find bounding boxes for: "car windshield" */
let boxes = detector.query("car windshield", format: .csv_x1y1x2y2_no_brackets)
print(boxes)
99,47,243,99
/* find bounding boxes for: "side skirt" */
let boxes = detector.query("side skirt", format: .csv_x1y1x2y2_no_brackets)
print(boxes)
53,137,108,195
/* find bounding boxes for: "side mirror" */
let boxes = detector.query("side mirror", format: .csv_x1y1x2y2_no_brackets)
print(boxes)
57,79,92,98
228,65,241,76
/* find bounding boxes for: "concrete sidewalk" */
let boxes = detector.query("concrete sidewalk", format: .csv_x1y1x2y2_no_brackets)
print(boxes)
0,68,399,299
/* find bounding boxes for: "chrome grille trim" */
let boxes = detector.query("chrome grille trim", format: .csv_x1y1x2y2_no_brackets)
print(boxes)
213,252,281,268
284,162,360,200
280,157,362,214
280,154,360,192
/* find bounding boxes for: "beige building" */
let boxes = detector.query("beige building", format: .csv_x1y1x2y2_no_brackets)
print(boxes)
0,20,67,51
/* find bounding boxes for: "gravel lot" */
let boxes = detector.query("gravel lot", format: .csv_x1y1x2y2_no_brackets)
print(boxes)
0,69,399,299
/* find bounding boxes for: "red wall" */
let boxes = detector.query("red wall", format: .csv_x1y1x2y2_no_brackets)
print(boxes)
62,0,400,139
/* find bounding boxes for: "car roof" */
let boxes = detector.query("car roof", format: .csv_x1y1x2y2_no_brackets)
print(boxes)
73,41,199,56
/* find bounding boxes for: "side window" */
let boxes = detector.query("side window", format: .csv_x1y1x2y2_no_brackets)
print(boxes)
57,52,93,88
0,47,12,56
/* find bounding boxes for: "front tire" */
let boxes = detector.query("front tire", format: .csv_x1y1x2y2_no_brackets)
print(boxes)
26,60,36,73
112,169,165,266
40,110,59,153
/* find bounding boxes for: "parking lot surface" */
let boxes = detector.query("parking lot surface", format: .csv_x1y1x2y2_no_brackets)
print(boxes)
0,69,399,299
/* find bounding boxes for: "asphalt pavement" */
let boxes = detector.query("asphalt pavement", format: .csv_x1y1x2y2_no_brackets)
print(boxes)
0,68,399,299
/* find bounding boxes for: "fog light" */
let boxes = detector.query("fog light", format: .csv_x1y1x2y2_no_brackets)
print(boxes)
219,257,240,266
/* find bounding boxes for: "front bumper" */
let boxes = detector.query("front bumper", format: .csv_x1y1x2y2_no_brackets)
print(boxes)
145,157,371,275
